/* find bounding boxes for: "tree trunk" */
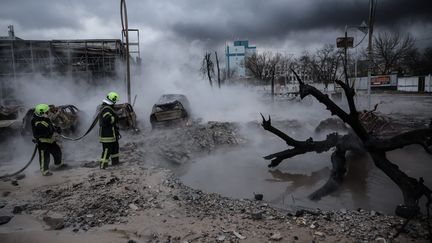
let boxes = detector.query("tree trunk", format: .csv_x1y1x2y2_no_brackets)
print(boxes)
215,51,221,89
205,53,213,87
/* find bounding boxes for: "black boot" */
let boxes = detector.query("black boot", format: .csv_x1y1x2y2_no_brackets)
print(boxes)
111,157,119,166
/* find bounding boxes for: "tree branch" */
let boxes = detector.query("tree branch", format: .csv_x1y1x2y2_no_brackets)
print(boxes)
291,68,369,140
368,128,432,153
370,151,432,207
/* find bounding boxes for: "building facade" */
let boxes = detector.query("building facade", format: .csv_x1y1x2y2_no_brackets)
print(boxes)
0,26,131,104
225,40,256,78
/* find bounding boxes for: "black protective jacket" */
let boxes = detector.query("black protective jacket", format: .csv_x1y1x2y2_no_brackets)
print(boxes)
98,104,119,143
31,115,55,143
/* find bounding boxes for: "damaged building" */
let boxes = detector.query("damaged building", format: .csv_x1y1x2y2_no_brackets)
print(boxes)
0,25,139,105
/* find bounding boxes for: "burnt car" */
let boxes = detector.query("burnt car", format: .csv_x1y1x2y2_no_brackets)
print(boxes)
150,94,191,129
96,103,138,131
0,105,25,137
21,105,81,135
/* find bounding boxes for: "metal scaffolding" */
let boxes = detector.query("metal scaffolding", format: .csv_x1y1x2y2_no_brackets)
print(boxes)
0,39,126,104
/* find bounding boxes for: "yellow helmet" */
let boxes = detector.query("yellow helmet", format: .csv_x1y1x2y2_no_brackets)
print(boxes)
35,104,50,115
107,91,120,103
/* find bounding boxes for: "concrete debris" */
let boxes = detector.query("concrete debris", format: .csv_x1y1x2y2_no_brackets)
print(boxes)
216,234,226,242
130,121,241,165
251,210,264,220
232,231,246,240
12,205,25,214
254,193,263,200
270,232,282,241
375,237,387,243
43,216,65,230
128,203,138,211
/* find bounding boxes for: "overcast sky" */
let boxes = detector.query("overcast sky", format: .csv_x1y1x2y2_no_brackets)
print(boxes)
1,0,431,67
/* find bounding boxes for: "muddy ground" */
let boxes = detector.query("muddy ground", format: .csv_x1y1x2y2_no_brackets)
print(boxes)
0,120,431,243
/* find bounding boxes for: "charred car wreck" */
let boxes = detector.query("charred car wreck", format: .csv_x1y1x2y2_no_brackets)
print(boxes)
22,105,81,135
0,105,25,136
150,94,191,129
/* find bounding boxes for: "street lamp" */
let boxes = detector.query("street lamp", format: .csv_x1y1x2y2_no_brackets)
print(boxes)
339,21,368,105
366,0,375,110
338,0,375,110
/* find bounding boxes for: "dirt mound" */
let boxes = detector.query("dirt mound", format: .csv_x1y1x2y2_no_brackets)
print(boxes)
126,121,242,164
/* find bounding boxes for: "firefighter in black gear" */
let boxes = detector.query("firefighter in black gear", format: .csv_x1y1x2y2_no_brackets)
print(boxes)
31,104,64,176
99,91,121,169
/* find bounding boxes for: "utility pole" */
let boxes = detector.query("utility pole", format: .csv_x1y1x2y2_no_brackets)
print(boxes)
367,0,375,110
121,0,131,104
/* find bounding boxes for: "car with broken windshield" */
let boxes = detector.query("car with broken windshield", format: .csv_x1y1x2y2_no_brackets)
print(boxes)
150,94,191,129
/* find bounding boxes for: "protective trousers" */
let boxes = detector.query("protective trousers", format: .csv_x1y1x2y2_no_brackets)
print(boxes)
100,141,119,169
38,142,62,175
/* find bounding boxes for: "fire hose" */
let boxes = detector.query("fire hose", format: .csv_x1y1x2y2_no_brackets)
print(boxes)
60,112,100,141
0,145,38,179
0,112,100,179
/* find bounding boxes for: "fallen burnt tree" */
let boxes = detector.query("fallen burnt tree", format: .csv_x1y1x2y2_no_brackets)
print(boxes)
261,68,432,220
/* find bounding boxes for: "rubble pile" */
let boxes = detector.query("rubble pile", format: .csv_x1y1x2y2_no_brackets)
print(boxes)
130,121,242,164
28,167,161,231
7,158,429,242
164,176,431,242
287,208,431,242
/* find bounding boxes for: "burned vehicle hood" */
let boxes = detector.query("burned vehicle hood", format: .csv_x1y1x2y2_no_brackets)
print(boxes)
150,94,191,128
152,94,190,112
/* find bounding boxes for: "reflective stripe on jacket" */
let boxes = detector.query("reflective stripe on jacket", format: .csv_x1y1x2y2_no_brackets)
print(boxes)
98,104,119,143
31,115,55,143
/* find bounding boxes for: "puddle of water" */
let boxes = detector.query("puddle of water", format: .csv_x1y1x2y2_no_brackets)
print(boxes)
179,94,432,214
179,129,432,214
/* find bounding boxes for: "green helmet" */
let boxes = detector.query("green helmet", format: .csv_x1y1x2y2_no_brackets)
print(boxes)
107,91,119,103
35,104,50,115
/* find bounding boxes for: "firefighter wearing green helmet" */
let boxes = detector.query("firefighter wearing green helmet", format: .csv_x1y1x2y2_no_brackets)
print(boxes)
99,91,121,169
31,104,64,176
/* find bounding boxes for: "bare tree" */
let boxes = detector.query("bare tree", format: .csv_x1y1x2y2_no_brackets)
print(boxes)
372,32,416,75
293,52,314,81
421,47,432,75
245,52,286,101
403,48,422,75
260,59,432,231
266,53,282,100
200,52,214,87
310,44,343,89
245,52,269,81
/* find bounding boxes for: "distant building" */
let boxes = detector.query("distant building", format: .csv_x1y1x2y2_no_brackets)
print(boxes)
225,40,256,78
0,26,139,105
0,25,21,40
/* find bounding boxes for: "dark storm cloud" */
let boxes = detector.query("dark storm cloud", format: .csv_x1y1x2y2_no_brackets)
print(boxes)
0,0,82,30
1,0,431,49
168,0,432,43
